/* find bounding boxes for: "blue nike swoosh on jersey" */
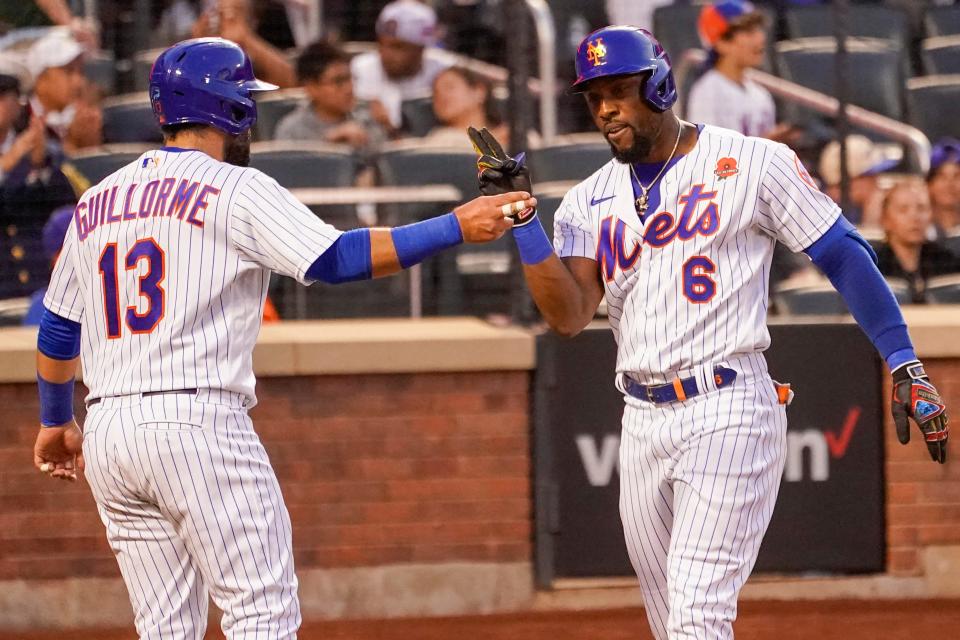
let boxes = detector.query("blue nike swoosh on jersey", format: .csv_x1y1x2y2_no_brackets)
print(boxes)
590,194,616,206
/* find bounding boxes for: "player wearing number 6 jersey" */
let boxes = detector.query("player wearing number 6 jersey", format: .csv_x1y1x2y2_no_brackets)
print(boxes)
30,38,534,639
471,26,948,640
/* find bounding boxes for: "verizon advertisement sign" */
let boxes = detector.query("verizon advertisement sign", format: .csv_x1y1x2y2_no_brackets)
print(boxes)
533,324,884,583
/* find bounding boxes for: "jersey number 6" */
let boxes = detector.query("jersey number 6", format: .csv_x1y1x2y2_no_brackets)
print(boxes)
682,255,716,303
98,238,166,339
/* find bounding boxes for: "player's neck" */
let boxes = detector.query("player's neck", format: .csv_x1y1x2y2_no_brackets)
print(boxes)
642,116,688,164
714,58,747,84
163,130,226,161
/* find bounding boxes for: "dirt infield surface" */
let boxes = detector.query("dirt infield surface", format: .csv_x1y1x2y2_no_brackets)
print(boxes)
6,600,960,639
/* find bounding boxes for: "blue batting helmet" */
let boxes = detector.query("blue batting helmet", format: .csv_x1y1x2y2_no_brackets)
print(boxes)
569,26,677,112
149,38,277,137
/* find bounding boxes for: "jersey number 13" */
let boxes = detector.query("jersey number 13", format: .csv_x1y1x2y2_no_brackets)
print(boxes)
98,238,166,339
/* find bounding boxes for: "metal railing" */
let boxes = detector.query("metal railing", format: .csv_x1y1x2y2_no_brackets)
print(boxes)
524,0,558,144
674,48,931,174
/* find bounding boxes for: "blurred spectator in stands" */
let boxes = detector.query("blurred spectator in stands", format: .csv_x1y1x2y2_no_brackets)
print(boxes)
193,0,296,87
0,72,45,187
63,80,103,155
155,0,202,46
22,205,73,325
0,0,98,49
927,138,960,237
26,28,86,142
423,66,506,148
876,179,960,304
274,41,385,156
687,1,796,144
351,0,451,135
818,135,898,227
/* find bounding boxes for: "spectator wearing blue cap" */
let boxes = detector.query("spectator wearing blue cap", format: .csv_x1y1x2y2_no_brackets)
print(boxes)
686,0,797,144
927,139,960,238
22,205,73,326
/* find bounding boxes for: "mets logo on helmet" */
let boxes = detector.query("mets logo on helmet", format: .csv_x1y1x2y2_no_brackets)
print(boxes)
586,38,607,67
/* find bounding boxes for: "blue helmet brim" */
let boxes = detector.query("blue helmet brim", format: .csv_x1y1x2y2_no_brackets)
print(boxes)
245,79,279,93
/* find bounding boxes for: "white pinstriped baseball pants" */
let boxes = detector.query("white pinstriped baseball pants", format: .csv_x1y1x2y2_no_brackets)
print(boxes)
618,353,788,640
82,390,300,639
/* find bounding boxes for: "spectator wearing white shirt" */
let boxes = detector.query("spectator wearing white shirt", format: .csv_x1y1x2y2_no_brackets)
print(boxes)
686,1,790,141
351,0,451,135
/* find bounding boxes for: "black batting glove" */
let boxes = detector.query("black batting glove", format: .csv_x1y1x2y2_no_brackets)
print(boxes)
892,360,949,464
468,126,537,226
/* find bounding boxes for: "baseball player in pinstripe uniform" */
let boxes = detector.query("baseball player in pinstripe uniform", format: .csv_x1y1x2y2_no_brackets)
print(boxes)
471,26,949,639
30,38,534,639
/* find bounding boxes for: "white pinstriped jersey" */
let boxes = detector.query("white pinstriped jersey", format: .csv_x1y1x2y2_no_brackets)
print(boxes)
44,148,342,403
553,125,840,380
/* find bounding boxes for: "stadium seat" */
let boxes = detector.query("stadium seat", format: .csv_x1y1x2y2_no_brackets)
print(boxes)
775,39,904,125
376,143,476,214
132,49,163,92
926,5,960,37
774,277,910,315
652,4,706,61
784,4,909,49
277,274,413,320
926,274,960,304
102,93,162,143
528,134,611,184
942,229,960,257
249,141,357,189
253,89,304,141
377,143,509,315
401,97,439,137
68,144,154,183
922,36,960,76
84,52,116,96
0,298,31,328
907,75,960,142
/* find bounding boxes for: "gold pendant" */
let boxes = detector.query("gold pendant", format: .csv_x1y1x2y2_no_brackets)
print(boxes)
635,193,648,215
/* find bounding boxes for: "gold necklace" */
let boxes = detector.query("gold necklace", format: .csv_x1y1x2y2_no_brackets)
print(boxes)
630,124,683,216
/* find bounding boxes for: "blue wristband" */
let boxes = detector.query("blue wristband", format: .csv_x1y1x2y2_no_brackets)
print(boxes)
37,375,75,427
391,212,464,269
513,214,554,265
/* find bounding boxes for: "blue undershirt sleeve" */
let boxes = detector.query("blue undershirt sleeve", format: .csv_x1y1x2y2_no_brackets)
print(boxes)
305,213,465,285
803,217,917,370
37,307,81,361
305,228,373,284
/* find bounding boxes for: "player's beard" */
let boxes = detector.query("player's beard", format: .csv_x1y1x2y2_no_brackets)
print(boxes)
608,126,654,165
224,130,252,167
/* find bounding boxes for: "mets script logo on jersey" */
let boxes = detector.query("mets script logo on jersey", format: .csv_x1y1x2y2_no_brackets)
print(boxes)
596,184,720,280
586,39,607,66
714,157,738,179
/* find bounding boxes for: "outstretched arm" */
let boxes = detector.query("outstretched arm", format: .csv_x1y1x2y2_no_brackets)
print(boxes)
805,217,948,463
306,192,536,284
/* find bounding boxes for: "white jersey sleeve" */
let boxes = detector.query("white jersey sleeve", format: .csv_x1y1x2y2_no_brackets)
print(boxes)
42,216,83,322
553,190,596,260
756,143,841,252
230,170,343,284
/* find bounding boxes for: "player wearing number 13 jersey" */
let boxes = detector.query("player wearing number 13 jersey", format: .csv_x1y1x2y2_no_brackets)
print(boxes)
471,26,949,640
31,38,532,639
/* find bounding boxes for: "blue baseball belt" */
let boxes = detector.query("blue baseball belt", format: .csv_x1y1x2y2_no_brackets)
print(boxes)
624,366,738,404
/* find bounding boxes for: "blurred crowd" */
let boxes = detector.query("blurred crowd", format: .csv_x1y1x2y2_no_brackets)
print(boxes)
1,0,959,322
